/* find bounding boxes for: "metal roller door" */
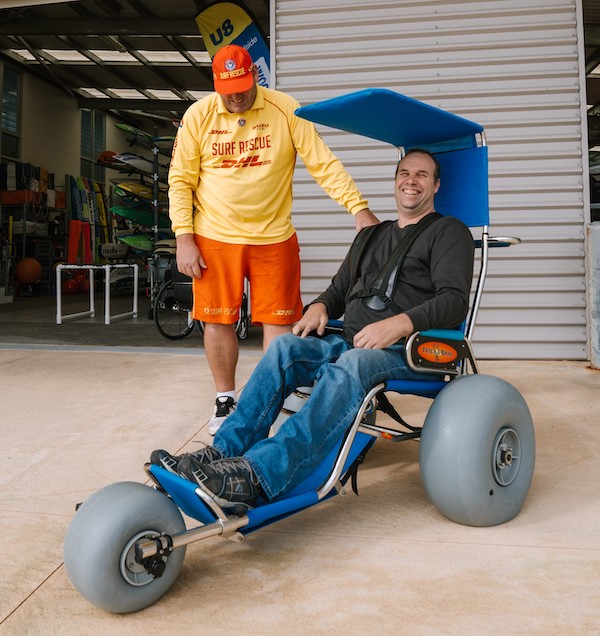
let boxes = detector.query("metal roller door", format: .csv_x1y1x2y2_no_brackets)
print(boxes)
273,0,588,359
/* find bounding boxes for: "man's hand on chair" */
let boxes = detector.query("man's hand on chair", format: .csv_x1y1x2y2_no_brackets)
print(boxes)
353,314,414,349
292,303,329,338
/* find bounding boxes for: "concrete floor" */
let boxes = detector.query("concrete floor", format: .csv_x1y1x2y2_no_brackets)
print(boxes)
0,294,599,634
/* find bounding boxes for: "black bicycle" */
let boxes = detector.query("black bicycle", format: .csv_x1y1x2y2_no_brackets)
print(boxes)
153,266,250,341
153,275,197,340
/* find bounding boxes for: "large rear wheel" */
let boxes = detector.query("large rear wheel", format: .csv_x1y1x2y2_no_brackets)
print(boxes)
419,374,535,527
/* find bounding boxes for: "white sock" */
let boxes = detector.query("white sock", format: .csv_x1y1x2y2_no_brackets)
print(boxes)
216,391,237,402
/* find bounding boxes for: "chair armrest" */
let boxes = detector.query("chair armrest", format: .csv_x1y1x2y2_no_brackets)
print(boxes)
405,330,478,375
418,328,465,341
323,319,344,336
473,236,521,249
489,236,521,247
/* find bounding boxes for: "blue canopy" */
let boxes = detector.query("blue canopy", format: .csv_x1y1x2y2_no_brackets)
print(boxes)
296,88,489,227
295,88,484,151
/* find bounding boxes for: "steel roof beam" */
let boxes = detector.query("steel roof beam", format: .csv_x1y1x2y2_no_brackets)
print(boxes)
0,18,199,36
78,97,194,110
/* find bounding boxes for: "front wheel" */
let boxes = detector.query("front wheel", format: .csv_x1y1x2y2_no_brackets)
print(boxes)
64,482,187,613
419,374,535,527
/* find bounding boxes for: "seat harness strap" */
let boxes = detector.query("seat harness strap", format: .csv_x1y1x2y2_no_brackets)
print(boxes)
376,391,422,433
340,438,376,495
348,213,443,312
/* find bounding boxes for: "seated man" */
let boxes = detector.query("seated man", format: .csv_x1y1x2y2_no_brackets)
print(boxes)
151,149,475,510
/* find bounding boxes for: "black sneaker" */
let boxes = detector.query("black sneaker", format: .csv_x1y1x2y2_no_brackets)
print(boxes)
178,455,262,510
207,396,237,436
150,446,224,473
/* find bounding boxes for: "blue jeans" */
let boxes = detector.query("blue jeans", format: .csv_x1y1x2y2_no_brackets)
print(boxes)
213,333,430,500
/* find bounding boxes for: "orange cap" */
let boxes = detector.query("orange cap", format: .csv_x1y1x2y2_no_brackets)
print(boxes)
212,45,255,94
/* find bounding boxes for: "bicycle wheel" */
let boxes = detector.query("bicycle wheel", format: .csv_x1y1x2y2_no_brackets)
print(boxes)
236,291,250,340
153,279,195,340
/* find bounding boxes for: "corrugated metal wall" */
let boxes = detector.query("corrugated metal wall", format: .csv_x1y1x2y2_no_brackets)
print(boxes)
273,0,588,359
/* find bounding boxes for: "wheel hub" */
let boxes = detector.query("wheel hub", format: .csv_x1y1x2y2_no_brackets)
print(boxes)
497,445,513,466
120,531,165,586
492,427,521,486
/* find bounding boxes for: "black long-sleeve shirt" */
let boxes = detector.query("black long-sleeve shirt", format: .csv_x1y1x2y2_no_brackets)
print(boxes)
313,215,475,344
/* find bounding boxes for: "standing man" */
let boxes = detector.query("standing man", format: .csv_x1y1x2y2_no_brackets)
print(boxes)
168,44,379,434
153,150,475,508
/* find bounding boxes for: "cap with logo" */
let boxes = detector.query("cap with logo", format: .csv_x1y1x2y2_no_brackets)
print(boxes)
212,44,255,94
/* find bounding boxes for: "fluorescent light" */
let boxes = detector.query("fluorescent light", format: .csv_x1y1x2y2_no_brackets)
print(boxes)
43,49,89,62
138,51,186,64
78,88,109,98
7,49,35,61
188,90,212,100
147,89,180,100
108,88,147,99
188,51,212,64
90,50,137,63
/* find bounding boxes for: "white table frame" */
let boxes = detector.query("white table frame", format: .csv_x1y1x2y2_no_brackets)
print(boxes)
56,263,139,325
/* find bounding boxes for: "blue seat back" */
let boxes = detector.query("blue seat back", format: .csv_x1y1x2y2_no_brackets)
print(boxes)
432,146,489,228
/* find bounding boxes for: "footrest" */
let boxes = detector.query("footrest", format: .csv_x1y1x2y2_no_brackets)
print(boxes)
147,431,376,531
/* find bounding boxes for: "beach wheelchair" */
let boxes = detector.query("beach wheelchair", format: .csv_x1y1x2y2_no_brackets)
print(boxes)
63,89,535,613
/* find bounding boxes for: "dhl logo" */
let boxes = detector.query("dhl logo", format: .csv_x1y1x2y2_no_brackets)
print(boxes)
417,341,458,364
219,155,272,168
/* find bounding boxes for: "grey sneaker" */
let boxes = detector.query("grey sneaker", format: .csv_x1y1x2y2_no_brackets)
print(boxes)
178,455,262,510
150,446,224,473
207,396,237,436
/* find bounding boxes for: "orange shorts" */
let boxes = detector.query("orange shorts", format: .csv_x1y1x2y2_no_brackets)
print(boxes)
192,233,303,326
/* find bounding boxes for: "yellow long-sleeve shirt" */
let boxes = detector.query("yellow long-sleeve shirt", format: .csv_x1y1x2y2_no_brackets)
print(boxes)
168,86,368,245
